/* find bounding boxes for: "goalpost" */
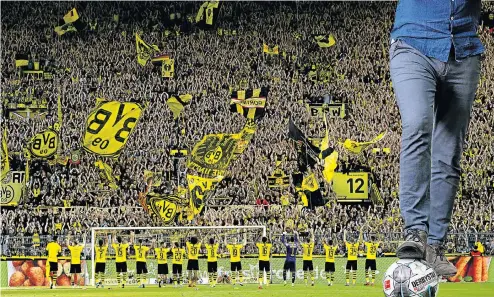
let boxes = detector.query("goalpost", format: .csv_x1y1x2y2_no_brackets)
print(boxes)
90,226,266,287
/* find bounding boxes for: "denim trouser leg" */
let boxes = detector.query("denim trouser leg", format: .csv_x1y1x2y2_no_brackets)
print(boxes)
390,40,480,244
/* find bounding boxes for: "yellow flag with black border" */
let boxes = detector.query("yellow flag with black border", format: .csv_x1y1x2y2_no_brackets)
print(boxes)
135,33,159,66
161,58,175,78
166,94,192,119
28,128,60,159
95,160,118,189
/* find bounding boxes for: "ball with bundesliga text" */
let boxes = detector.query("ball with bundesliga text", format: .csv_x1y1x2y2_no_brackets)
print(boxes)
383,259,439,297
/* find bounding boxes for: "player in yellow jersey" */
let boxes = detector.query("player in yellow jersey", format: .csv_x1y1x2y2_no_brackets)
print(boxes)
204,237,219,287
256,236,272,289
322,237,338,286
154,241,169,287
225,233,247,286
112,234,132,288
171,241,186,287
95,237,108,288
46,236,61,289
134,239,151,288
67,234,86,287
344,229,362,286
301,230,315,286
186,236,201,287
364,235,380,286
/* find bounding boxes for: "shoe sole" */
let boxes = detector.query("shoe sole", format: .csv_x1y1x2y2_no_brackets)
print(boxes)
396,242,425,259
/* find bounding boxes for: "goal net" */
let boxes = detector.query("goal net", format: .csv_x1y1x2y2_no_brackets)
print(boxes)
90,226,266,287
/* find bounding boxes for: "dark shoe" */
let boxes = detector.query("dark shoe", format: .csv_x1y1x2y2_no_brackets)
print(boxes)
396,229,427,259
425,244,457,277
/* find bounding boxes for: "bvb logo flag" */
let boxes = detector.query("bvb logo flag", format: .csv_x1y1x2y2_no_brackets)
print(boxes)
145,193,181,224
1,171,25,206
28,128,59,159
187,174,222,219
187,133,240,177
82,100,143,157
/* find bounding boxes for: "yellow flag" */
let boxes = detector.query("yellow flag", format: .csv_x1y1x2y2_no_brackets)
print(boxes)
187,174,222,219
161,58,175,78
63,8,79,24
166,94,192,119
322,151,338,182
1,128,10,180
342,131,386,154
135,33,159,66
95,160,118,189
301,172,319,192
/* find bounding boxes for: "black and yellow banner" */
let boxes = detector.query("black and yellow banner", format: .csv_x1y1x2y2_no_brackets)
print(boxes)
293,171,324,208
161,58,175,78
196,1,220,26
313,34,336,48
28,128,59,159
187,133,240,177
263,44,279,55
135,33,159,66
307,102,346,119
230,87,268,120
187,174,222,219
268,168,290,188
166,94,192,119
55,8,84,36
332,172,369,200
82,99,143,157
15,54,29,68
1,171,26,206
1,129,10,181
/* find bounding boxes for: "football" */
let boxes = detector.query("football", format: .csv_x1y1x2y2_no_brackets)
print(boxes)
383,259,439,297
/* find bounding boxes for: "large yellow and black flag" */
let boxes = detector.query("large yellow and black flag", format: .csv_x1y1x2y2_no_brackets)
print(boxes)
82,99,143,157
230,87,268,120
135,33,160,66
293,171,324,209
1,128,10,180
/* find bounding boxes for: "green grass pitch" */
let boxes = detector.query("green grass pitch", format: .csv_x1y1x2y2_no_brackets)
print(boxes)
2,283,494,297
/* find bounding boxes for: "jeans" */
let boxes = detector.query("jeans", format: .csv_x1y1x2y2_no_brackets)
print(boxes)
389,39,481,245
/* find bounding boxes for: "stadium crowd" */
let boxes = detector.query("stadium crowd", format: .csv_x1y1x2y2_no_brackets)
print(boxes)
1,1,493,256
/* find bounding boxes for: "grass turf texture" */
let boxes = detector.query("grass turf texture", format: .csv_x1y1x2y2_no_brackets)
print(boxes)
2,283,494,297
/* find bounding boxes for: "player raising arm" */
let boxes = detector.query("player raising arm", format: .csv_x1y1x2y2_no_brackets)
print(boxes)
225,232,247,286
111,232,133,288
154,241,169,288
344,229,363,286
95,235,109,288
256,235,272,289
134,239,151,288
301,229,315,286
364,234,381,286
186,235,201,287
322,234,338,286
67,233,86,287
46,236,61,289
281,230,298,286
171,241,186,287
204,233,220,287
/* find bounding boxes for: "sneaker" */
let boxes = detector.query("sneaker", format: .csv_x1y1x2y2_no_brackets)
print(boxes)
258,285,262,289
396,229,427,259
291,283,294,287
284,281,287,286
122,284,125,288
364,283,370,286
96,283,99,289
425,244,457,277
345,283,350,286
50,283,53,289
139,284,144,288
239,283,244,286
311,282,314,286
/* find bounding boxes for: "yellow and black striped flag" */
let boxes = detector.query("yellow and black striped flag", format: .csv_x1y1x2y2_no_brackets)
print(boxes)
230,87,268,120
